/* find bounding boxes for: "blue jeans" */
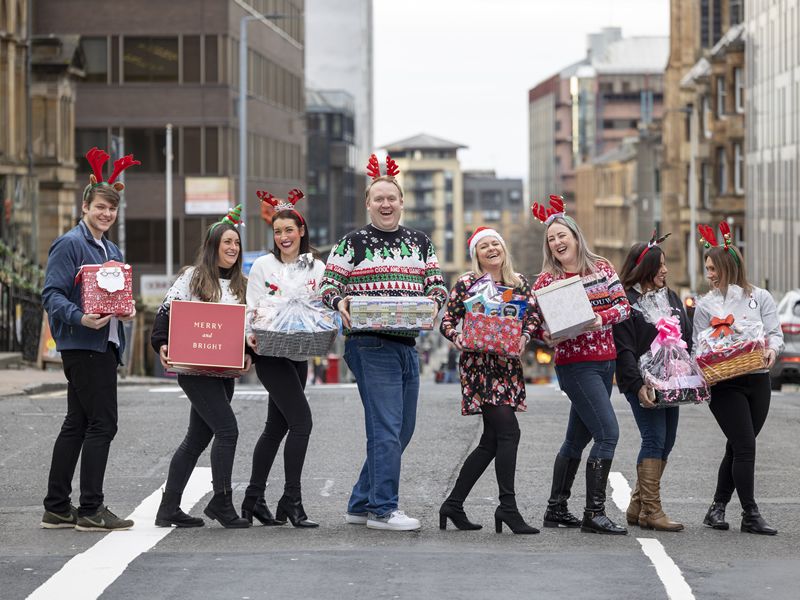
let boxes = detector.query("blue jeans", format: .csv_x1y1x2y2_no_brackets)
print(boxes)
624,392,679,463
554,360,618,460
344,336,420,518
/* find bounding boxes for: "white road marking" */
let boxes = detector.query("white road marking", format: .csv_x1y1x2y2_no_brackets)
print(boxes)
27,467,213,600
637,538,696,600
147,387,183,393
608,471,633,513
320,479,334,497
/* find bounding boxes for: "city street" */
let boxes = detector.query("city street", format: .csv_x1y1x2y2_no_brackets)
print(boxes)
1,379,798,599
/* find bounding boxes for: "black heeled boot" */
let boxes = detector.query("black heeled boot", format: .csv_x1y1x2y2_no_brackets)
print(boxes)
275,495,319,528
241,495,281,526
542,454,582,528
703,501,729,530
204,491,250,528
155,490,204,528
581,457,627,535
439,500,482,530
494,506,540,534
741,507,777,535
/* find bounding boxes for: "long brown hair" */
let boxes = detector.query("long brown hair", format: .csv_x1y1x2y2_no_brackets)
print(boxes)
189,222,247,303
541,216,608,277
704,245,751,295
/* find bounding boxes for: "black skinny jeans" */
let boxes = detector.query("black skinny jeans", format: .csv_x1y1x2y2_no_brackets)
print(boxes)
708,372,771,512
448,404,521,510
245,356,311,500
44,346,119,516
165,375,237,495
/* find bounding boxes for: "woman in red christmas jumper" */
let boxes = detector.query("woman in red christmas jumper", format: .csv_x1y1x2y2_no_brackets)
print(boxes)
532,196,630,535
439,227,541,534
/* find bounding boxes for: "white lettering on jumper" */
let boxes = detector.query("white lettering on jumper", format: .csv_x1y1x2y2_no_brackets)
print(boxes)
193,322,223,330
192,342,223,350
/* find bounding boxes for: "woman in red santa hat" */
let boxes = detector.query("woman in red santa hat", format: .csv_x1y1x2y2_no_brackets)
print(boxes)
438,226,541,534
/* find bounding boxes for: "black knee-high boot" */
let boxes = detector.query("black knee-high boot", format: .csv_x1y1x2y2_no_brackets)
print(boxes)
581,457,627,535
439,445,492,530
543,454,582,528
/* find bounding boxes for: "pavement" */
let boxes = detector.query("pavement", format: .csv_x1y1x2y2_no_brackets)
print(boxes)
0,362,165,397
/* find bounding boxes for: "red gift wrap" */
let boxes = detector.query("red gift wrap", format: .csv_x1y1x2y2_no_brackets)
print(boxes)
75,261,134,315
461,312,522,357
167,300,246,377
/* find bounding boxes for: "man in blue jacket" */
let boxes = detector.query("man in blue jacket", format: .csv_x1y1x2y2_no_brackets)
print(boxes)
40,149,138,531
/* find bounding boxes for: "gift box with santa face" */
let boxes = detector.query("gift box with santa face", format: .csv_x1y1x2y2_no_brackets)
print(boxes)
75,261,134,315
461,312,522,357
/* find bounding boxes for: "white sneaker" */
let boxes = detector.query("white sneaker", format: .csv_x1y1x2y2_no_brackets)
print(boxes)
344,512,368,524
366,510,421,531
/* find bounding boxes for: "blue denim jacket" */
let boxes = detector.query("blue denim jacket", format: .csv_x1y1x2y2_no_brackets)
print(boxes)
42,221,126,359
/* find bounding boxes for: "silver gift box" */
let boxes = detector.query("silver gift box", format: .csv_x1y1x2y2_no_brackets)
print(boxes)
349,296,435,331
534,275,596,340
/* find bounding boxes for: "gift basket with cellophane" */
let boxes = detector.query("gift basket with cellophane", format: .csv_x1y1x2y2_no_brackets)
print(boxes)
635,288,710,408
250,255,341,360
694,285,766,385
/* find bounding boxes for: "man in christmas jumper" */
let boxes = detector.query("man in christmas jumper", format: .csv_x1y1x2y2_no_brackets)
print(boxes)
40,148,138,532
321,158,447,531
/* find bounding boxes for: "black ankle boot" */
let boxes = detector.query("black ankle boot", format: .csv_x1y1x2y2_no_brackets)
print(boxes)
703,501,729,530
241,495,280,526
439,499,482,530
155,490,204,528
581,457,627,535
275,495,319,528
494,506,539,534
543,454,582,528
204,491,250,528
741,507,777,535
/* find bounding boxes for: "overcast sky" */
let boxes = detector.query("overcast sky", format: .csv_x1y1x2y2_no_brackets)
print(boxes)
373,0,670,181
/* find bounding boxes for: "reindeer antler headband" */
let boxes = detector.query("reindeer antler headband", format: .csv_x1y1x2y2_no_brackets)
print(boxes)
366,154,400,179
531,195,569,226
698,221,740,265
83,147,141,200
635,230,671,265
257,188,305,225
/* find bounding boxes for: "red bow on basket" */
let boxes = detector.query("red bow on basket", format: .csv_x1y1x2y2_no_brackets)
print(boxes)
710,314,735,338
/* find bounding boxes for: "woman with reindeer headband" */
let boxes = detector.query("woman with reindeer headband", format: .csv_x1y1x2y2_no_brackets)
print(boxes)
40,147,139,532
532,196,630,535
320,154,448,531
693,222,783,535
240,188,325,528
613,231,687,532
150,206,252,529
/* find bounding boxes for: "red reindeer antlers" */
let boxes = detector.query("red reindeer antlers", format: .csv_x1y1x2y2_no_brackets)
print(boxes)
697,224,720,248
531,194,566,224
366,153,400,179
86,147,110,182
107,155,142,184
256,189,304,212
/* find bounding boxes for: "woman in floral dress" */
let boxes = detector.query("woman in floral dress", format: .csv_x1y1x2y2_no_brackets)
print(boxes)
439,227,541,534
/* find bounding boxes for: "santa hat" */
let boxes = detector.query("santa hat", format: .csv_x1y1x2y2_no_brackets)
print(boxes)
468,227,506,258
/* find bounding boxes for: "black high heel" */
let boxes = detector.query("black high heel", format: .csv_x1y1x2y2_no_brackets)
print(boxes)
439,501,482,530
494,506,539,534
241,496,281,526
275,496,319,528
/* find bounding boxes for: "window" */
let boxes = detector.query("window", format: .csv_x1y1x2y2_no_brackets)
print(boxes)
123,37,179,82
124,128,179,172
75,129,108,167
734,67,744,113
716,76,726,117
702,95,712,138
730,0,743,26
700,0,710,47
205,35,219,83
206,127,219,174
717,147,727,194
701,162,711,208
80,37,108,83
182,35,201,83
734,142,744,193
183,127,201,174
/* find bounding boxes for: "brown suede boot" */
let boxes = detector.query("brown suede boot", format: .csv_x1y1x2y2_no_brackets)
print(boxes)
626,472,641,526
638,458,683,531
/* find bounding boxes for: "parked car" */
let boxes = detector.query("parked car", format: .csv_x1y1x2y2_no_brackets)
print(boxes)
770,288,800,391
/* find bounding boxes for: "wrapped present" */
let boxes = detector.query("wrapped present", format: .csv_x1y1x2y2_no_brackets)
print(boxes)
461,312,522,357
167,300,246,378
75,261,134,315
349,296,435,331
635,289,710,408
694,286,766,385
534,275,595,340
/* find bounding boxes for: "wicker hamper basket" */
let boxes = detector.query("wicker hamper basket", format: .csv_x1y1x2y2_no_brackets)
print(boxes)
699,348,766,386
253,328,338,361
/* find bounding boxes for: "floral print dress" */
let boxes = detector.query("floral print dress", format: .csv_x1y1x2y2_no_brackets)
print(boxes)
440,272,541,415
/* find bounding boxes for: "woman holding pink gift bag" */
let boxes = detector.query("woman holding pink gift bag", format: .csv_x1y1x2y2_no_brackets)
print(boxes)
531,196,630,535
438,227,541,534
693,222,783,535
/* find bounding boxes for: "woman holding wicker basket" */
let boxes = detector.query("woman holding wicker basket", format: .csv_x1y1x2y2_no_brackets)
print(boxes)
241,189,327,529
693,222,784,535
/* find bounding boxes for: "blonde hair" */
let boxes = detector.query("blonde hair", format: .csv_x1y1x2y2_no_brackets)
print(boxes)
541,216,609,277
704,245,752,295
471,238,522,288
365,175,403,200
